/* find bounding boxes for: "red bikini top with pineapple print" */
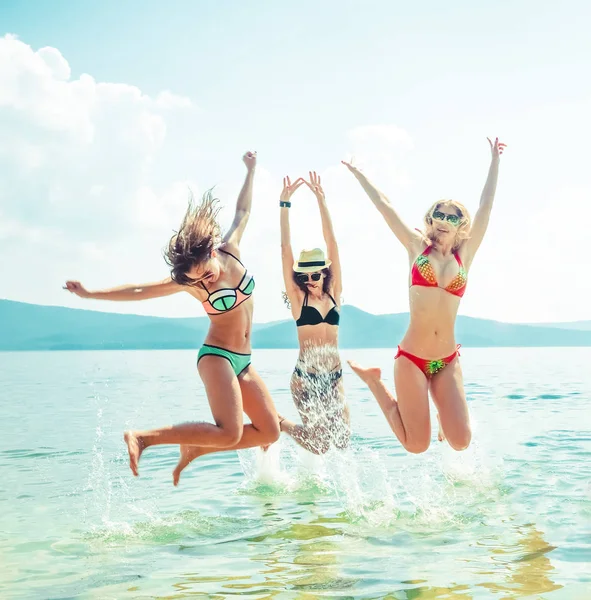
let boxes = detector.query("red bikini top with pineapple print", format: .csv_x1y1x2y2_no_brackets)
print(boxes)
411,245,467,298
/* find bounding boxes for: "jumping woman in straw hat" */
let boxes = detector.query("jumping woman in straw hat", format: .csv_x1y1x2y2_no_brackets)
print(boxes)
342,137,506,454
277,172,350,454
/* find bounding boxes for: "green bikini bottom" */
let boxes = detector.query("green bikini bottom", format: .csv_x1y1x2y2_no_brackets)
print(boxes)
197,344,252,377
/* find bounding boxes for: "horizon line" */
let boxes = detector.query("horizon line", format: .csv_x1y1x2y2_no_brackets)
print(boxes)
1,297,588,327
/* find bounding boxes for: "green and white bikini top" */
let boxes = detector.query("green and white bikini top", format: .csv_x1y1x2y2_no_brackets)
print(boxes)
200,249,255,315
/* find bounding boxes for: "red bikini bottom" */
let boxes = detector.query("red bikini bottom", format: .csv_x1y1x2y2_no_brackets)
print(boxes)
395,345,461,378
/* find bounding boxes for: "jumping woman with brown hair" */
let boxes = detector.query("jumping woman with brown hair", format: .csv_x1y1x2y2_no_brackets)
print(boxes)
277,172,350,454
65,151,280,485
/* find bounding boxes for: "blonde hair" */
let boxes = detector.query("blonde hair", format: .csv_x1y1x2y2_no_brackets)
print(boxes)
421,199,471,252
164,189,222,285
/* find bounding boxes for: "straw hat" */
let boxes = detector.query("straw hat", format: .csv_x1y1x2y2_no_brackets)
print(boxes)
293,248,332,273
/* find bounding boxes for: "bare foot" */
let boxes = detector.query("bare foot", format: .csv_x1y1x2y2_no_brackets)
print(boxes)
123,430,145,477
347,360,382,385
437,413,446,442
173,445,203,486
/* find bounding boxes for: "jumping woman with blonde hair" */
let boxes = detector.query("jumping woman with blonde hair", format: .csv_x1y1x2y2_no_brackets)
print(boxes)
65,152,280,485
342,138,506,454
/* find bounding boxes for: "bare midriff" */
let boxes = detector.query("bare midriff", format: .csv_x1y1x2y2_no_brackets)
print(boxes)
400,286,460,359
296,326,340,371
200,298,254,354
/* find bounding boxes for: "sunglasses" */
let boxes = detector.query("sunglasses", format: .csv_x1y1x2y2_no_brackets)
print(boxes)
296,272,322,283
432,210,462,226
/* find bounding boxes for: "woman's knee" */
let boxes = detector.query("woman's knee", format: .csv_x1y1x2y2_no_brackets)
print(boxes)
404,436,431,454
447,426,472,451
259,419,281,445
217,426,243,448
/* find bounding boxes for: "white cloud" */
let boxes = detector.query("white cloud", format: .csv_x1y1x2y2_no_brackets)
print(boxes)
155,91,193,110
132,180,200,231
0,35,192,245
37,46,71,81
344,124,414,189
347,124,413,150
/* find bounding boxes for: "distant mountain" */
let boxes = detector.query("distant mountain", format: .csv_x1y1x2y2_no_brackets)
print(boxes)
0,300,208,351
1,299,591,351
526,321,591,331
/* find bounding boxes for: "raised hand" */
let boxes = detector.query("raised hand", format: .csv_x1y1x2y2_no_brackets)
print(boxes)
280,176,305,203
341,158,363,176
243,150,257,172
63,280,91,298
304,171,325,202
487,137,506,160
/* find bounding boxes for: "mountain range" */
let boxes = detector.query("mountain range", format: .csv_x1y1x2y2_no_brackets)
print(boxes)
1,299,590,351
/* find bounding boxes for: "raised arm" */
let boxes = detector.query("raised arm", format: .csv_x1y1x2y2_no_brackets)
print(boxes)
280,176,305,300
464,137,506,261
341,160,420,252
222,151,257,248
305,171,342,300
63,277,184,301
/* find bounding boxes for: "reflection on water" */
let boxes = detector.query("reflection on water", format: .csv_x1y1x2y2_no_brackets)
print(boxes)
154,515,563,599
478,523,562,597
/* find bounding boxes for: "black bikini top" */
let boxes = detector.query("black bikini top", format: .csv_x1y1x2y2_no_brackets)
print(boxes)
296,292,340,327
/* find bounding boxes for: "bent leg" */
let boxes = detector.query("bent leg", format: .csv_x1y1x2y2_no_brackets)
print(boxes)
348,355,430,454
173,366,280,484
429,357,471,451
280,420,331,455
124,356,243,475
279,372,334,455
330,384,351,450
279,413,332,456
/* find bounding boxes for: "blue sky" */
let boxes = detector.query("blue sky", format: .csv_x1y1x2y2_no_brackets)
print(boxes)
1,0,589,323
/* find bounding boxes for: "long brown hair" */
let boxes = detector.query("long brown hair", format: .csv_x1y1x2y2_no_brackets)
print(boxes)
164,189,221,285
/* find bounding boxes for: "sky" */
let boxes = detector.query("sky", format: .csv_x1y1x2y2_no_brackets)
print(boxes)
0,0,589,324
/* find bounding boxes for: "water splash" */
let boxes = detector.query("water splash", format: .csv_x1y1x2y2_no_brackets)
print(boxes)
81,389,164,539
81,347,506,541
285,344,351,455
237,418,506,533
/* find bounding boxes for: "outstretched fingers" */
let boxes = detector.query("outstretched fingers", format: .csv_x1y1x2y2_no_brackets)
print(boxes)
488,136,507,156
